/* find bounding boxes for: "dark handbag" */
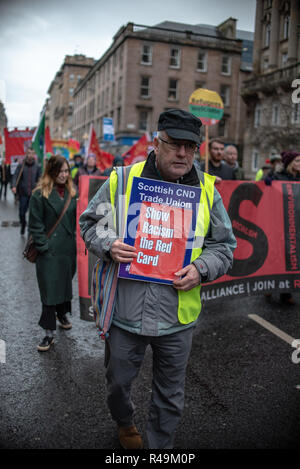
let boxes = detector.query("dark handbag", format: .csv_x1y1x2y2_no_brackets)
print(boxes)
23,235,39,263
23,193,72,263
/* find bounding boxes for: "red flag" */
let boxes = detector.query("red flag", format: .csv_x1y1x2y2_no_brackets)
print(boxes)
87,125,114,172
0,134,2,145
45,126,54,154
122,133,152,166
68,138,80,152
4,127,35,164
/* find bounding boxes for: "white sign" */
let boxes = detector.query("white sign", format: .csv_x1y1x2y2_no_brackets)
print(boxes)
103,117,114,141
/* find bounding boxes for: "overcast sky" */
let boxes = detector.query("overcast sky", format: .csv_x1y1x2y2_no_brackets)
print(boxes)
0,0,256,129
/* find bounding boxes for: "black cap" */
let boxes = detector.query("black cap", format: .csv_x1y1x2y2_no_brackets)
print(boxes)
158,109,202,144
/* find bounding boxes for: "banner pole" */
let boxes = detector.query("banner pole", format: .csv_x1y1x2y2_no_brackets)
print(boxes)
205,125,209,173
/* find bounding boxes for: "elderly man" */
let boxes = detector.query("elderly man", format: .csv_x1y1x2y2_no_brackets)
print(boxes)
224,144,244,180
200,138,236,182
12,147,41,235
79,109,236,449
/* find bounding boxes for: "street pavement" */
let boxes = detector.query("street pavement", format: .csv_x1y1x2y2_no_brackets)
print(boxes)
1,190,300,450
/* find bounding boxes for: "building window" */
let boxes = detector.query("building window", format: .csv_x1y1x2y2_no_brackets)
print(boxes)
140,76,150,98
220,85,230,107
252,149,259,172
117,107,121,131
77,75,81,82
69,74,74,81
89,100,95,119
272,103,280,125
265,0,272,8
254,103,261,127
69,88,74,96
262,56,269,71
283,15,290,39
139,110,149,131
141,44,152,65
218,118,227,137
111,82,115,107
168,79,178,100
265,24,271,47
282,52,288,67
195,80,205,90
170,47,180,68
291,103,300,124
197,51,207,72
118,76,123,101
119,46,123,69
221,56,231,75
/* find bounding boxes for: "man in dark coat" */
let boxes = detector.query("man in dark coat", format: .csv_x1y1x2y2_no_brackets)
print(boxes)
224,144,245,180
199,138,236,182
12,147,41,234
0,161,11,200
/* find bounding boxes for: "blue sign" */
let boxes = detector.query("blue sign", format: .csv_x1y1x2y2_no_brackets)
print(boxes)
103,117,114,142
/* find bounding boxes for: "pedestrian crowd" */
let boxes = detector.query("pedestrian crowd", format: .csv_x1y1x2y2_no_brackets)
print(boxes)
1,109,299,450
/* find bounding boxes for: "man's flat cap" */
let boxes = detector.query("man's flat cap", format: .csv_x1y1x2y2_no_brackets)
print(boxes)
158,109,202,144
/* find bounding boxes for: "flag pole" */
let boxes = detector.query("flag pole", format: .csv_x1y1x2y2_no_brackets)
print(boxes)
85,123,93,161
205,125,209,173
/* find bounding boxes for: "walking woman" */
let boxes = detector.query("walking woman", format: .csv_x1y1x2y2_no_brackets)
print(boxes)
28,155,77,351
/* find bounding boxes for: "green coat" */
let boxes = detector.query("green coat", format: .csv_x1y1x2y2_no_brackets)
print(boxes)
29,188,77,306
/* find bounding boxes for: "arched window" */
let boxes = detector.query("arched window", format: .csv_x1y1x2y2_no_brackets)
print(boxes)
283,15,290,39
265,23,271,47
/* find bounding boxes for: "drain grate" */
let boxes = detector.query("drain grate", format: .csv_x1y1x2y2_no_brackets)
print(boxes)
1,221,20,227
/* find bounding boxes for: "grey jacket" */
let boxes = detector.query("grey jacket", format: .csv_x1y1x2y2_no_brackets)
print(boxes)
79,157,236,336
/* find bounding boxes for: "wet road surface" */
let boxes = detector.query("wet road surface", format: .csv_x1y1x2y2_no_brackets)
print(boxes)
1,191,300,450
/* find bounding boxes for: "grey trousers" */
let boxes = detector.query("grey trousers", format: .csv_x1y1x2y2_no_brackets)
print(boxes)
105,324,194,449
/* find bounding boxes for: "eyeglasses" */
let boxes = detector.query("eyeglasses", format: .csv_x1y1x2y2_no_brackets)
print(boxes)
158,137,198,154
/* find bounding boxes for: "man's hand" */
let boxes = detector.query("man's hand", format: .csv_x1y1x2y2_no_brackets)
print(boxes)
172,264,200,291
214,176,222,184
11,187,16,194
110,239,137,263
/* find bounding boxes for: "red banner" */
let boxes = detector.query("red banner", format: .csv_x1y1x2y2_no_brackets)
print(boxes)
201,180,300,301
4,127,35,164
76,175,108,320
76,178,300,320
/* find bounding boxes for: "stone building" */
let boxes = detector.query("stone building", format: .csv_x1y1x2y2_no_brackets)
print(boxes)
0,100,8,137
47,55,95,139
0,100,8,159
241,0,300,179
72,19,253,154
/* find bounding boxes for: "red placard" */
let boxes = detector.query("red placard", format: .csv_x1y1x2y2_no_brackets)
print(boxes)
129,202,193,281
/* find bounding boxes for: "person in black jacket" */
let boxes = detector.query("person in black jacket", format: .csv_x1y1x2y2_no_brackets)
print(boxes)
199,138,236,182
12,147,41,234
0,161,11,200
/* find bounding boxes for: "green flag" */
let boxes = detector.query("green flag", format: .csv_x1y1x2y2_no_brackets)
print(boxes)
32,111,45,169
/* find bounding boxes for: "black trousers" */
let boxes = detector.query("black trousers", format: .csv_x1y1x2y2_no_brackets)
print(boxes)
19,195,30,227
38,301,71,331
0,182,8,199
